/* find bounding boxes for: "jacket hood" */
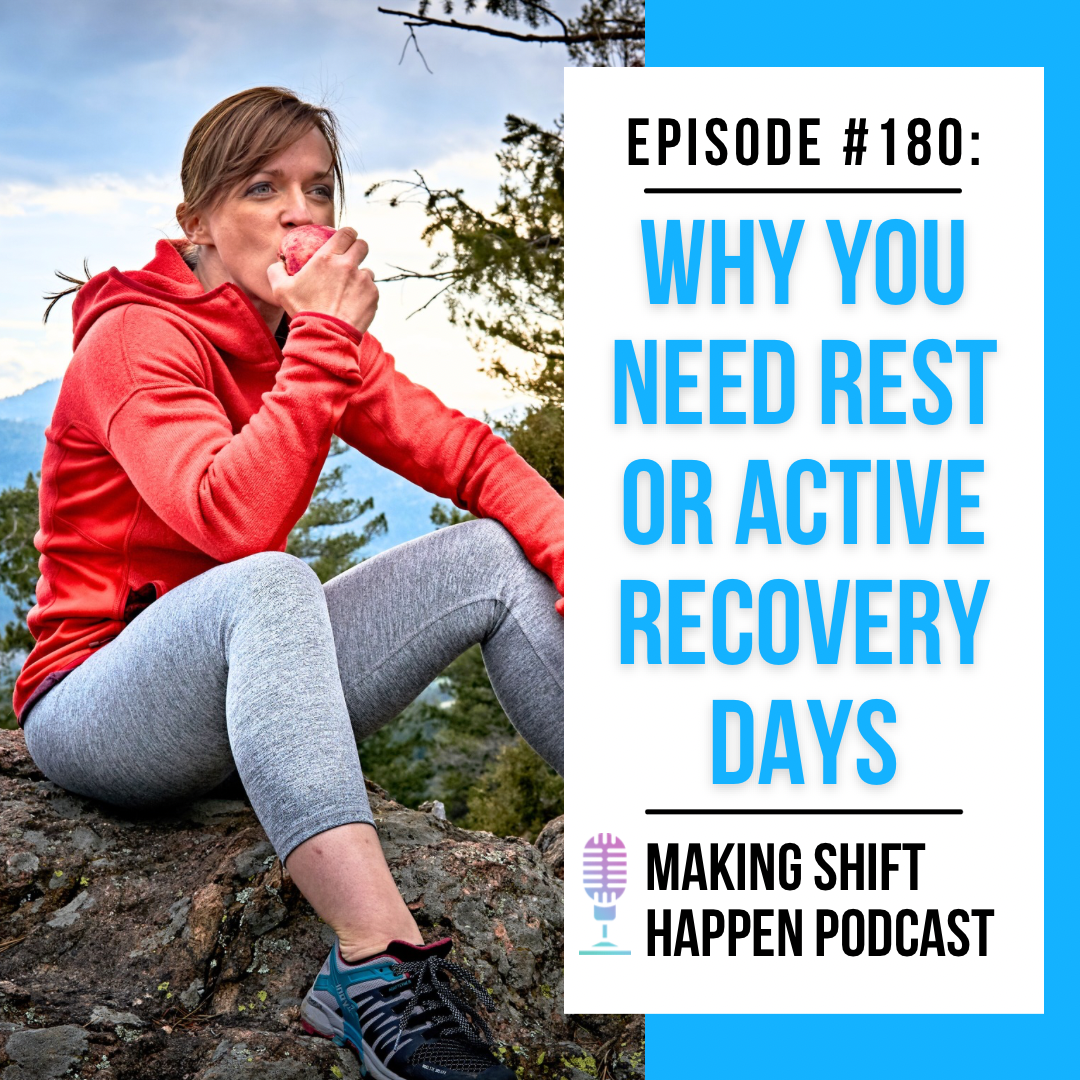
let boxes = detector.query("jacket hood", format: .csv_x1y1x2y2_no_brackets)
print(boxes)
71,239,283,362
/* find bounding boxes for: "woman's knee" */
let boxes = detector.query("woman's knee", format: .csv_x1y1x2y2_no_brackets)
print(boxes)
455,518,530,572
206,552,330,648
462,519,558,606
226,551,323,601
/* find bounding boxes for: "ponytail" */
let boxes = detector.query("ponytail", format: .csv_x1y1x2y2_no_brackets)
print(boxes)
42,260,92,325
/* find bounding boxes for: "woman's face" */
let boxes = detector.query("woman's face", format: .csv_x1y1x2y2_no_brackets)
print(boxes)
181,126,336,323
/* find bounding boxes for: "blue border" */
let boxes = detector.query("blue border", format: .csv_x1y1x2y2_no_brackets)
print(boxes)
645,2,1076,1075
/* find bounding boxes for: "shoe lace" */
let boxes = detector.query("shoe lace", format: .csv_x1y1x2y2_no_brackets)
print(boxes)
390,955,497,1050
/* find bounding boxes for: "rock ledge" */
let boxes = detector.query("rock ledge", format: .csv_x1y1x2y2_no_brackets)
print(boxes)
0,731,642,1079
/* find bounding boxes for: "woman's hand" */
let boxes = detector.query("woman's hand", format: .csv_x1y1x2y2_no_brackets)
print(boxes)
266,227,379,336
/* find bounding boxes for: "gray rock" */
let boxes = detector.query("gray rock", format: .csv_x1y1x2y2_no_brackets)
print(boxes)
199,1057,324,1080
450,899,491,936
3,1025,88,1078
161,895,192,942
46,792,92,820
506,946,537,989
418,799,447,820
45,890,95,928
209,1038,232,1064
178,978,205,1010
88,1005,144,1027
70,825,106,854
19,831,48,855
233,840,275,880
4,852,38,875
243,898,287,937
125,894,191,958
535,815,564,879
188,799,249,823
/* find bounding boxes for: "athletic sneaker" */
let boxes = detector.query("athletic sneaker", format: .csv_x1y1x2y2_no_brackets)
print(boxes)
299,937,515,1080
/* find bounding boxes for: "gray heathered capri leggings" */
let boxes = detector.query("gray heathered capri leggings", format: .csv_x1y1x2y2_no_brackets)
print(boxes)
22,519,563,863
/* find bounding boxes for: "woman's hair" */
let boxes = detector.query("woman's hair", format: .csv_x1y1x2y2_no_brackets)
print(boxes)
44,86,344,322
178,86,346,238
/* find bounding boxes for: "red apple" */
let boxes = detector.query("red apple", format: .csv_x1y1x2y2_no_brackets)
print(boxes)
278,224,337,275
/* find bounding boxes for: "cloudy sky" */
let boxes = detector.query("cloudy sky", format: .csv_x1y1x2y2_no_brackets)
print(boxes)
0,0,568,413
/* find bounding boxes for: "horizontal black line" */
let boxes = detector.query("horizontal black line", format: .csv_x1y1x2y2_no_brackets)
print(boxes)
645,808,963,816
643,187,963,195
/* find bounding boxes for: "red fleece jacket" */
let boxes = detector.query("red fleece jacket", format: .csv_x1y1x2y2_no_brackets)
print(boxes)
14,240,563,723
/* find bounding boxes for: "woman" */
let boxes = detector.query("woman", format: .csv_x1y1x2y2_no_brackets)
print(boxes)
15,87,563,1080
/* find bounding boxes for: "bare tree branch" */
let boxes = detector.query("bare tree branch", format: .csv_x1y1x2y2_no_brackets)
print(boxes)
398,24,434,72
376,267,459,318
378,265,458,285
378,6,643,45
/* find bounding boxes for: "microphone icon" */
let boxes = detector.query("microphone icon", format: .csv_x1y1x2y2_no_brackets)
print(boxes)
582,833,629,953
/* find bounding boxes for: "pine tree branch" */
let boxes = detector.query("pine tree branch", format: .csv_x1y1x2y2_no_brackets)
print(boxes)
521,1,570,36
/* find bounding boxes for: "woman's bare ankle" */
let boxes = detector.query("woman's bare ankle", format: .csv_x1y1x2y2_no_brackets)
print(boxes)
285,823,425,964
337,928,425,964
